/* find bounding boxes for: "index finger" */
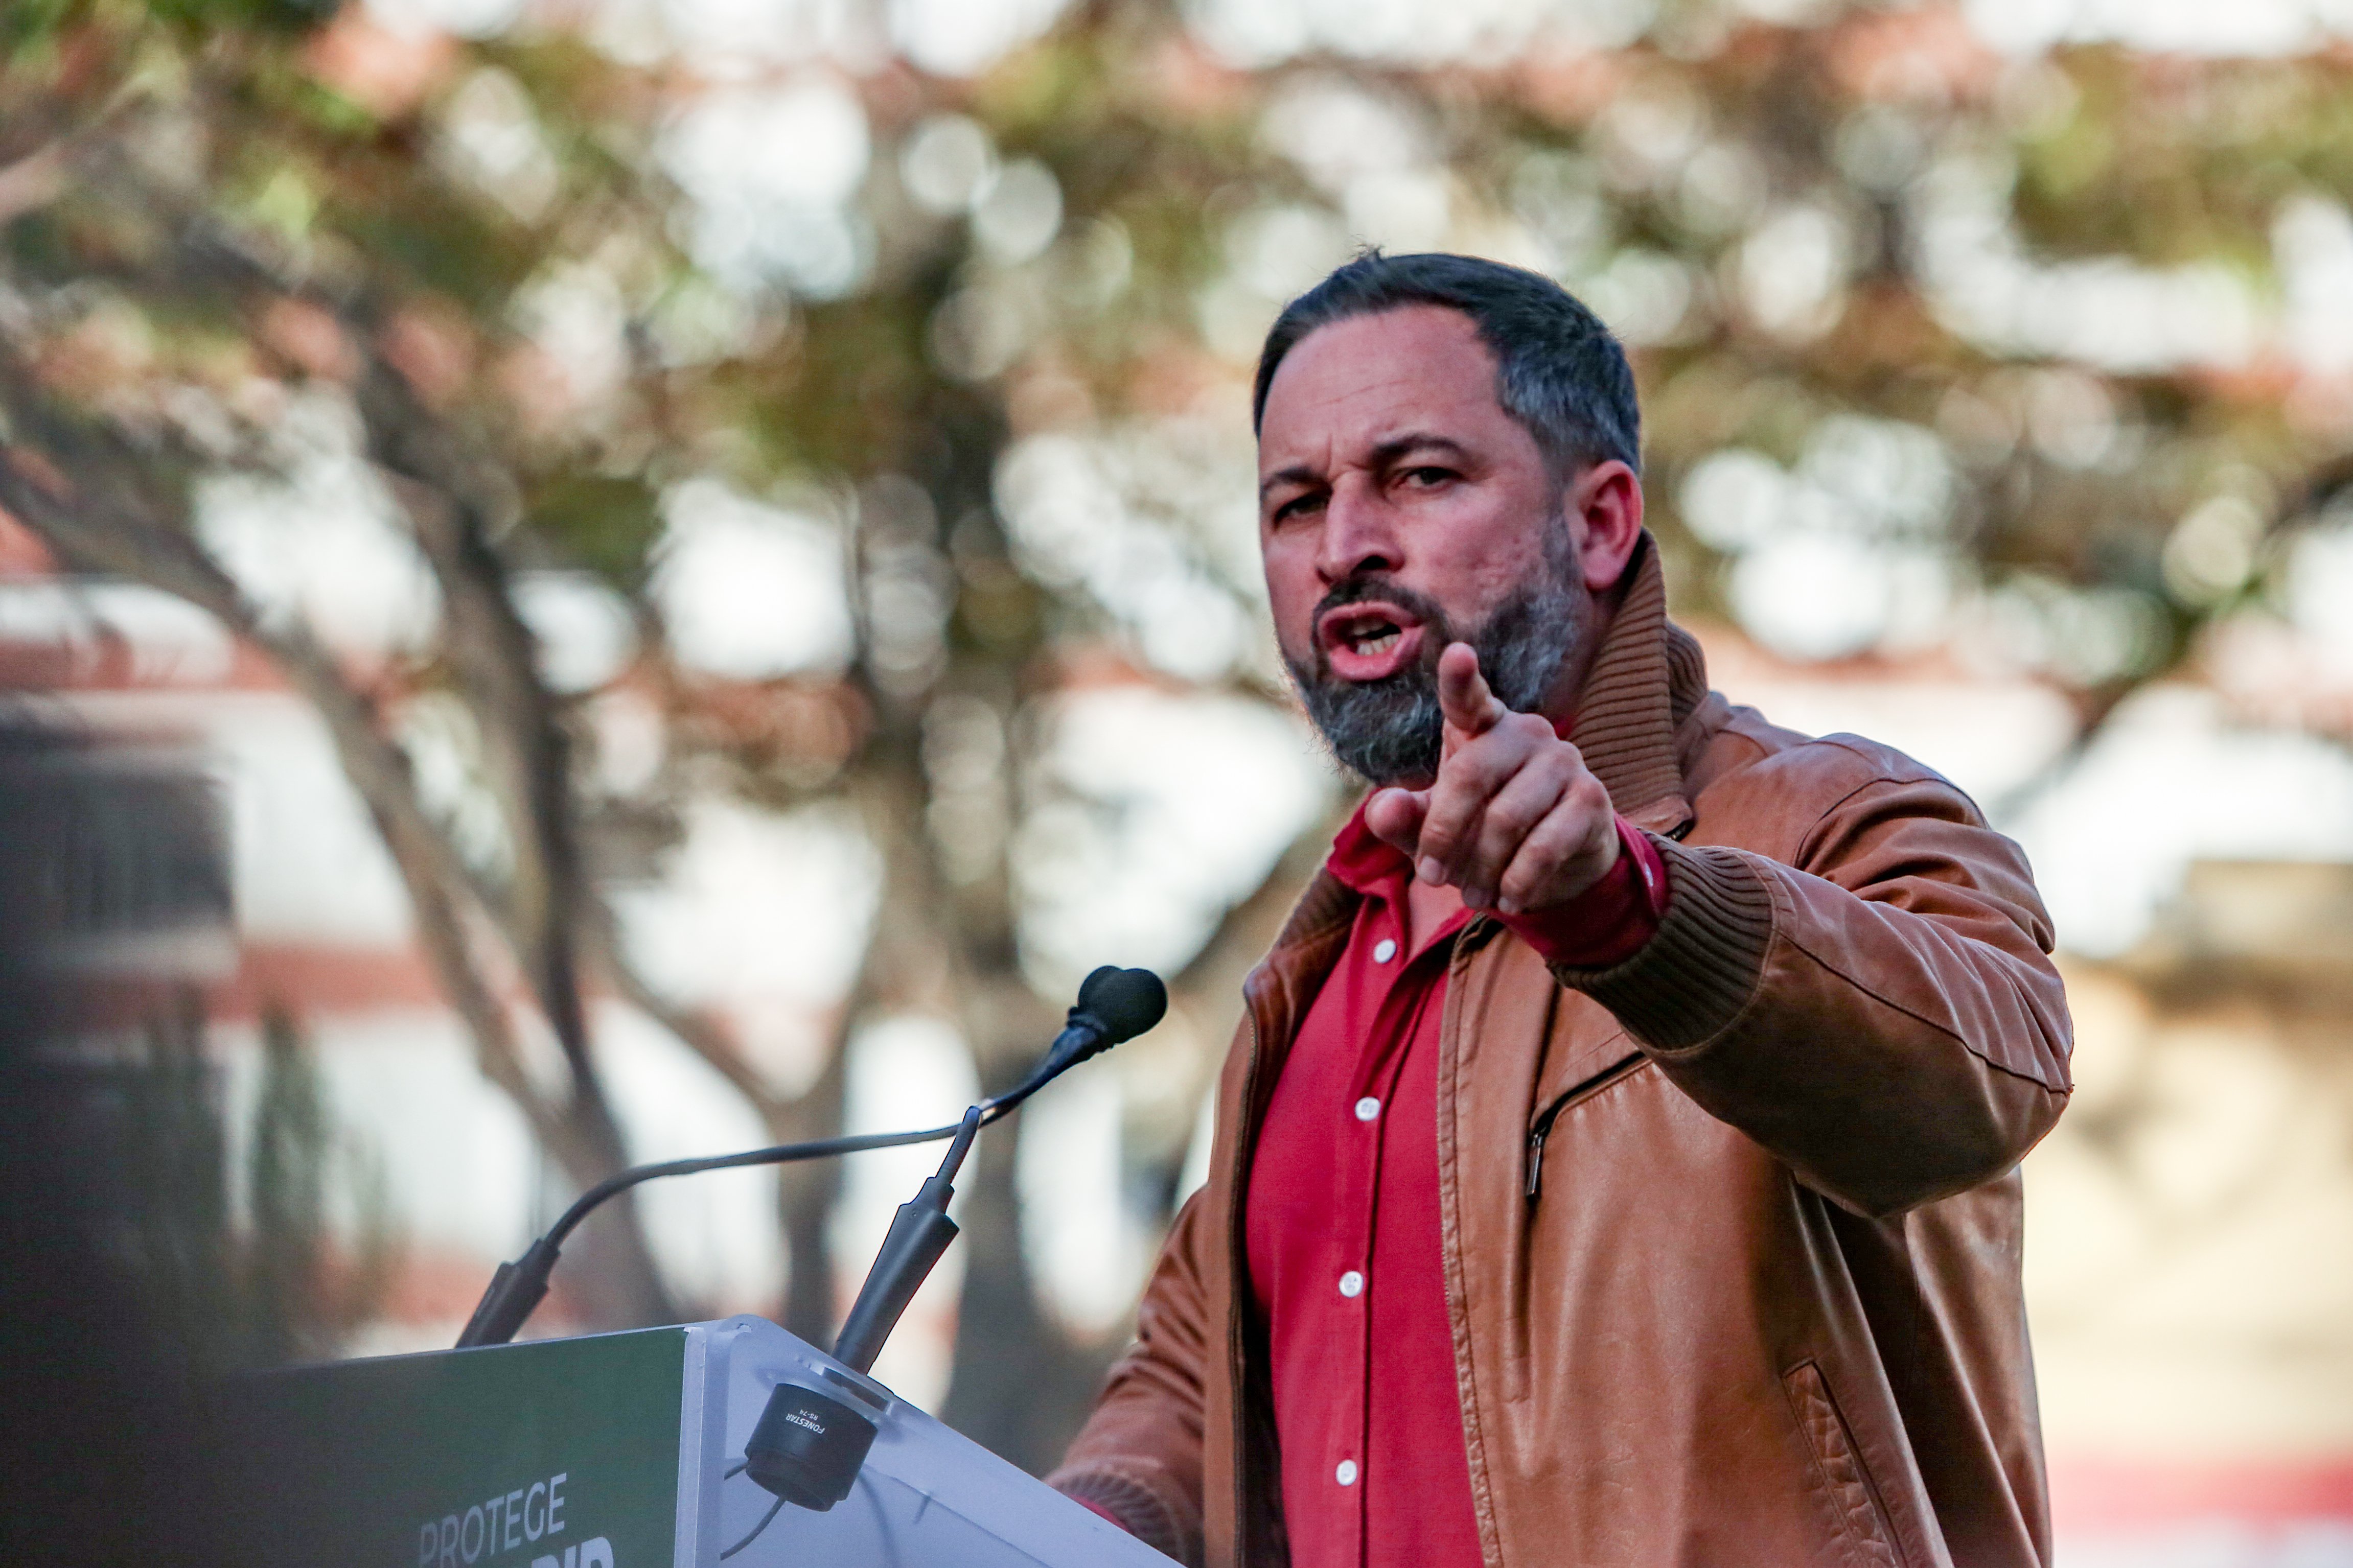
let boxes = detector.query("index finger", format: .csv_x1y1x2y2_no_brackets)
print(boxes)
1438,642,1508,737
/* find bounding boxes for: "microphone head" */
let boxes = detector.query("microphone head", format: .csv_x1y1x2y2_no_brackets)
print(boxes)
1074,966,1168,1046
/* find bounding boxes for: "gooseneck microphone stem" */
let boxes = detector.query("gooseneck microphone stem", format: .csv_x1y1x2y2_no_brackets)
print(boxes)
454,966,1169,1352
828,1106,980,1374
454,1119,976,1350
458,1084,1034,1352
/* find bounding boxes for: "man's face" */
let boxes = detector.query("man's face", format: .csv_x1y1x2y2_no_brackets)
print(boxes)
1258,305,1587,786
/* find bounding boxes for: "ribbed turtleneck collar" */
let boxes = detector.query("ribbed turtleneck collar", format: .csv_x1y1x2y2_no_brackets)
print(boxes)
1565,530,1702,835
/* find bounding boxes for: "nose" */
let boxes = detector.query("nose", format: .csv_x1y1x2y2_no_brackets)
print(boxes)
1314,475,1401,586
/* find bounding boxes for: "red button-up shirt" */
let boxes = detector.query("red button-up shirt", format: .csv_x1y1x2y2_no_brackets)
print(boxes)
1242,802,1666,1568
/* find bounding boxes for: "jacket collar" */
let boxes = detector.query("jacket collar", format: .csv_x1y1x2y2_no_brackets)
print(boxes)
1571,529,1702,838
1262,530,1704,962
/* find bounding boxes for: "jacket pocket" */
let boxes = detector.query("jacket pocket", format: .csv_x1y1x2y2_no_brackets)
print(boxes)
1783,1361,1902,1568
1524,1044,1645,1200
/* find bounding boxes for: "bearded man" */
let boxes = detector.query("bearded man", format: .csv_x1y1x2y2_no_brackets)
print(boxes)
1046,253,2071,1568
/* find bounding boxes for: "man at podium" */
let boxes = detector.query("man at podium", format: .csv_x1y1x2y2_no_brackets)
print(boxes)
1046,253,2071,1568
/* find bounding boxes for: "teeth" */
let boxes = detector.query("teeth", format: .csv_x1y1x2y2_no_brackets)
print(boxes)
1351,627,1400,655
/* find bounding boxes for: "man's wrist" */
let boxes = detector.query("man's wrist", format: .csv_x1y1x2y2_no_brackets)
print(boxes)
1494,817,1669,968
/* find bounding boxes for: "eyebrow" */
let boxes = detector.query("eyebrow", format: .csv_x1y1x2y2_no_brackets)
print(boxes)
1257,432,1474,501
1258,463,1320,501
1371,432,1471,467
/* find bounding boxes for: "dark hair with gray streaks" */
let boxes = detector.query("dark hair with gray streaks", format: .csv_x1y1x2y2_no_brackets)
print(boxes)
1252,250,1642,478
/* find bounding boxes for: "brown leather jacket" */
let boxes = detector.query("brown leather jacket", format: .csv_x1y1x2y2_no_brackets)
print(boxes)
1048,538,2073,1568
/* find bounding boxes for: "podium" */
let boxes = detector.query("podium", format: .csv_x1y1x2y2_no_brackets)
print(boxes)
223,1315,1174,1567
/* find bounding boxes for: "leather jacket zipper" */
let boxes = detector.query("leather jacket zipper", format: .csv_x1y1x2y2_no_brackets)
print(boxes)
1525,1117,1555,1200
1525,1053,1646,1200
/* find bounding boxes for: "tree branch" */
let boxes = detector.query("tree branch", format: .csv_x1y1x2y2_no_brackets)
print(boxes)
0,349,674,1325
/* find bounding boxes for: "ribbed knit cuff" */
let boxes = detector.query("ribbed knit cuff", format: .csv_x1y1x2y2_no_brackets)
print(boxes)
1049,1468,1201,1565
1549,836,1775,1051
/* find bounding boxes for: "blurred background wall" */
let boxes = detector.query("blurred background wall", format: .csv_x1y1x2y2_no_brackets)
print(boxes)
4,0,2353,1561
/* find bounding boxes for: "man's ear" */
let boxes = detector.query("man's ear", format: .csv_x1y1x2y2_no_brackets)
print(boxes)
1564,459,1644,593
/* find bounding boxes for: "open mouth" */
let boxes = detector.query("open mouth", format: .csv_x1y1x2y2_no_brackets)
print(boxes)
1318,603,1426,680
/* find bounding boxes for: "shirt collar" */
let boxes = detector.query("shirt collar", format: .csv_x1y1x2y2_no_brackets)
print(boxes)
1325,800,1408,898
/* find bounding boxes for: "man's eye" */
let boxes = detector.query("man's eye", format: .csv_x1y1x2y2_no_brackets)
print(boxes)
1272,494,1324,522
1401,466,1456,488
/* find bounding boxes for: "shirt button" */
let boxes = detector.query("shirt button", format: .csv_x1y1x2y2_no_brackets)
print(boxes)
1354,1096,1381,1122
1338,1270,1364,1298
1336,1460,1359,1487
1372,938,1398,963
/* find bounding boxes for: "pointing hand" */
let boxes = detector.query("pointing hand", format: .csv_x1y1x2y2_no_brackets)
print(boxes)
1361,643,1619,914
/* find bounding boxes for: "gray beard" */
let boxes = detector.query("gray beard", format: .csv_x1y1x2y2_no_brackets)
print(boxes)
1287,521,1587,787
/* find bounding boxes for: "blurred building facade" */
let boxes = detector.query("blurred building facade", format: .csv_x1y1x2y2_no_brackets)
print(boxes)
2031,868,2353,1564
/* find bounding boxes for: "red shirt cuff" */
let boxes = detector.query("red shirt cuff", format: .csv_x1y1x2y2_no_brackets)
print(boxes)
1074,1497,1132,1533
1495,816,1669,969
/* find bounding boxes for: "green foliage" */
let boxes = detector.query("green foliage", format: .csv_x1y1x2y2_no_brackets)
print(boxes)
146,0,338,30
8,3,2347,967
526,472,661,586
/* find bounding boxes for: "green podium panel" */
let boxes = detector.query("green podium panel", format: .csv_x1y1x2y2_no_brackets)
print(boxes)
223,1316,1173,1568
228,1327,686,1568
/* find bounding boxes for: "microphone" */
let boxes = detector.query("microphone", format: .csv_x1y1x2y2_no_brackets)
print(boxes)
739,966,1165,1520
998,964,1170,1117
828,966,1165,1373
453,967,1168,1352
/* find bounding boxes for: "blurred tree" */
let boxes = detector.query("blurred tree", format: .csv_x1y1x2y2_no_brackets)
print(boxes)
100,995,399,1370
245,1004,402,1363
6,0,2353,1471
